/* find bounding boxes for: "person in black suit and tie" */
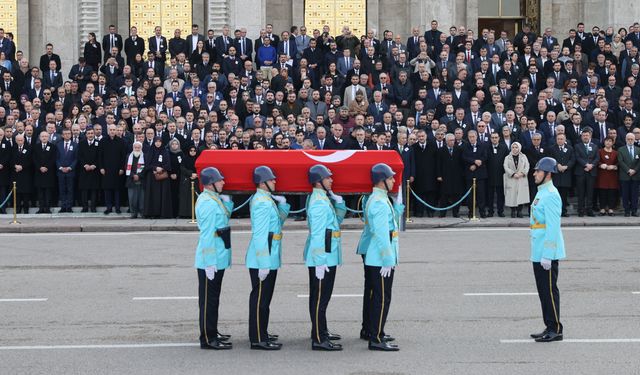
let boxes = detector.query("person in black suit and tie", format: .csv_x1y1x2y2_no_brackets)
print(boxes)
33,130,57,214
215,26,233,63
372,131,392,151
148,26,168,63
185,24,205,57
11,135,33,214
235,28,253,62
486,132,509,217
411,130,438,217
462,130,489,218
573,127,599,216
547,133,576,216
43,60,63,90
124,26,145,66
56,129,77,213
436,133,465,217
102,25,123,60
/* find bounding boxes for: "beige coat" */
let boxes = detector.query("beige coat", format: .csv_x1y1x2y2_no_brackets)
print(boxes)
503,153,530,206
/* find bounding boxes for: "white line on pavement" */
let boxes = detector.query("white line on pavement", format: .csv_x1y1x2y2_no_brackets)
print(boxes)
632,292,640,294
501,339,640,344
132,297,197,301
0,343,200,350
0,298,48,302
464,293,537,296
296,294,363,298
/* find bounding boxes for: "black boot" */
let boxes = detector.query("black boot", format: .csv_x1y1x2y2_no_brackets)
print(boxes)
516,206,523,218
511,208,516,218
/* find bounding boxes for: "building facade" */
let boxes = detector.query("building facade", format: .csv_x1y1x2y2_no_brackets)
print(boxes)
4,0,639,76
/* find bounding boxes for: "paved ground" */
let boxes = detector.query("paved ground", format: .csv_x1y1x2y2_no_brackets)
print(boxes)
1,228,639,374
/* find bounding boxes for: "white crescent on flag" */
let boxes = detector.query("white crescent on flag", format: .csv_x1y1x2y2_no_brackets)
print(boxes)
302,150,357,163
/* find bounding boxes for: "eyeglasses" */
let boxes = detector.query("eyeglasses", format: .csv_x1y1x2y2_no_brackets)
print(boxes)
44,92,51,95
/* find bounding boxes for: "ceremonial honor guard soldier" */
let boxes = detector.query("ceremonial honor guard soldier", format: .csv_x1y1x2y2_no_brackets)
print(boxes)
529,157,566,342
357,163,405,351
304,165,347,351
246,166,290,350
194,167,234,350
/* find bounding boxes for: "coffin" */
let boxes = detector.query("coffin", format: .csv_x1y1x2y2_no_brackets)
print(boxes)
195,150,404,194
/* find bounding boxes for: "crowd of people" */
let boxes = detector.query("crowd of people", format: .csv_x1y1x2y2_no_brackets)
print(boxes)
0,19,640,218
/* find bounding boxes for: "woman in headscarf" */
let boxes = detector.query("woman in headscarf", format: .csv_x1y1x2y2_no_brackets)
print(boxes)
168,138,183,218
143,137,173,218
503,142,530,218
178,145,200,218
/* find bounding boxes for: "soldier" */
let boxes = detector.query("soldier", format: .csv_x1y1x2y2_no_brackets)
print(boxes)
529,157,566,342
357,163,404,351
246,166,290,350
304,165,346,351
195,167,234,350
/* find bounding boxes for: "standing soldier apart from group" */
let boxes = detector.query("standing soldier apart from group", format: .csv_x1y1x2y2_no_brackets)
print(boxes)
246,166,290,350
194,167,234,350
304,164,346,351
358,163,404,351
529,157,566,343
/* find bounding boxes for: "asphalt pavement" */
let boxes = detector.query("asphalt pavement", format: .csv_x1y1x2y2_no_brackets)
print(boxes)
1,228,639,374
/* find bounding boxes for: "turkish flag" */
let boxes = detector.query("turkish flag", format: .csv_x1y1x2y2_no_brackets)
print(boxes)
195,150,404,194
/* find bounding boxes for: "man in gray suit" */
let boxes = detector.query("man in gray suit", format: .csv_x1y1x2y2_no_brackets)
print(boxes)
573,127,599,217
295,26,310,59
618,133,640,216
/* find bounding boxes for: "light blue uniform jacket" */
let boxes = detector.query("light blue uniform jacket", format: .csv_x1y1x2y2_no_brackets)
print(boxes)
303,189,347,267
194,190,235,270
357,187,405,267
530,180,566,262
246,189,291,270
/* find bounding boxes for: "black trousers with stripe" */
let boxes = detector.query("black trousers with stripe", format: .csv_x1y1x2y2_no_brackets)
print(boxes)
365,265,394,343
308,266,337,343
197,268,225,345
248,268,277,343
533,261,563,334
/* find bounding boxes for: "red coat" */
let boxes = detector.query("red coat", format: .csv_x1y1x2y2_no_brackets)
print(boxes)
595,149,619,189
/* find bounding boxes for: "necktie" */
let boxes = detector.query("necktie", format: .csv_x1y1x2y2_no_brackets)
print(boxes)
630,146,634,158
449,148,453,155
111,35,114,48
240,38,245,55
284,42,288,55
65,142,69,153
50,71,54,82
472,114,477,125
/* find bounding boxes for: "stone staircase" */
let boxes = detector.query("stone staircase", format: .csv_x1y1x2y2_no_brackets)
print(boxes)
207,0,230,34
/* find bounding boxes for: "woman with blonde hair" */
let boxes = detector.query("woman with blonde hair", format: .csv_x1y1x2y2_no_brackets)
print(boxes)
503,142,530,218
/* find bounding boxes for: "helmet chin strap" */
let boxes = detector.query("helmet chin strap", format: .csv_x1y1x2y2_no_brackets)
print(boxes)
383,180,391,192
536,172,551,185
213,183,221,194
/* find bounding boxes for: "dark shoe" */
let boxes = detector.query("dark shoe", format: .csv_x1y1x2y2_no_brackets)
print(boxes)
578,211,584,217
608,211,614,216
250,341,282,350
36,209,45,214
561,212,569,218
487,212,494,218
625,212,631,217
267,333,279,341
360,329,370,341
511,211,516,218
130,213,138,219
368,341,399,351
327,332,342,341
200,340,232,350
516,211,523,218
104,208,112,215
498,212,505,217
439,213,446,218
81,207,88,213
115,208,122,214
452,213,460,218
312,340,343,351
480,212,487,218
632,212,639,217
530,329,549,339
90,207,97,213
587,211,595,217
535,332,563,342
216,332,231,342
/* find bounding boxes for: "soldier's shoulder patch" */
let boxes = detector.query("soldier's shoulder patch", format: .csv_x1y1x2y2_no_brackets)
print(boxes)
533,198,540,206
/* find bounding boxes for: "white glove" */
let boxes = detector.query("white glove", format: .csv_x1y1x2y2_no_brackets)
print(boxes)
540,258,552,271
258,268,270,281
219,194,231,202
205,265,217,280
380,266,392,278
315,265,330,280
329,192,343,204
272,195,287,204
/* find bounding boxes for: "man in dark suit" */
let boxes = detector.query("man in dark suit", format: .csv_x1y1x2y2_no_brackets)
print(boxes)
215,26,234,62
462,130,489,218
55,129,78,213
148,26,168,63
412,130,439,217
573,127,599,216
547,133,576,216
39,43,62,73
436,133,465,217
102,25,123,59
42,60,63,90
185,24,205,56
618,133,640,216
33,130,57,213
523,132,547,212
99,125,127,214
168,28,186,59
486,132,509,217
235,28,253,62
77,128,101,212
124,26,145,65
68,58,93,91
